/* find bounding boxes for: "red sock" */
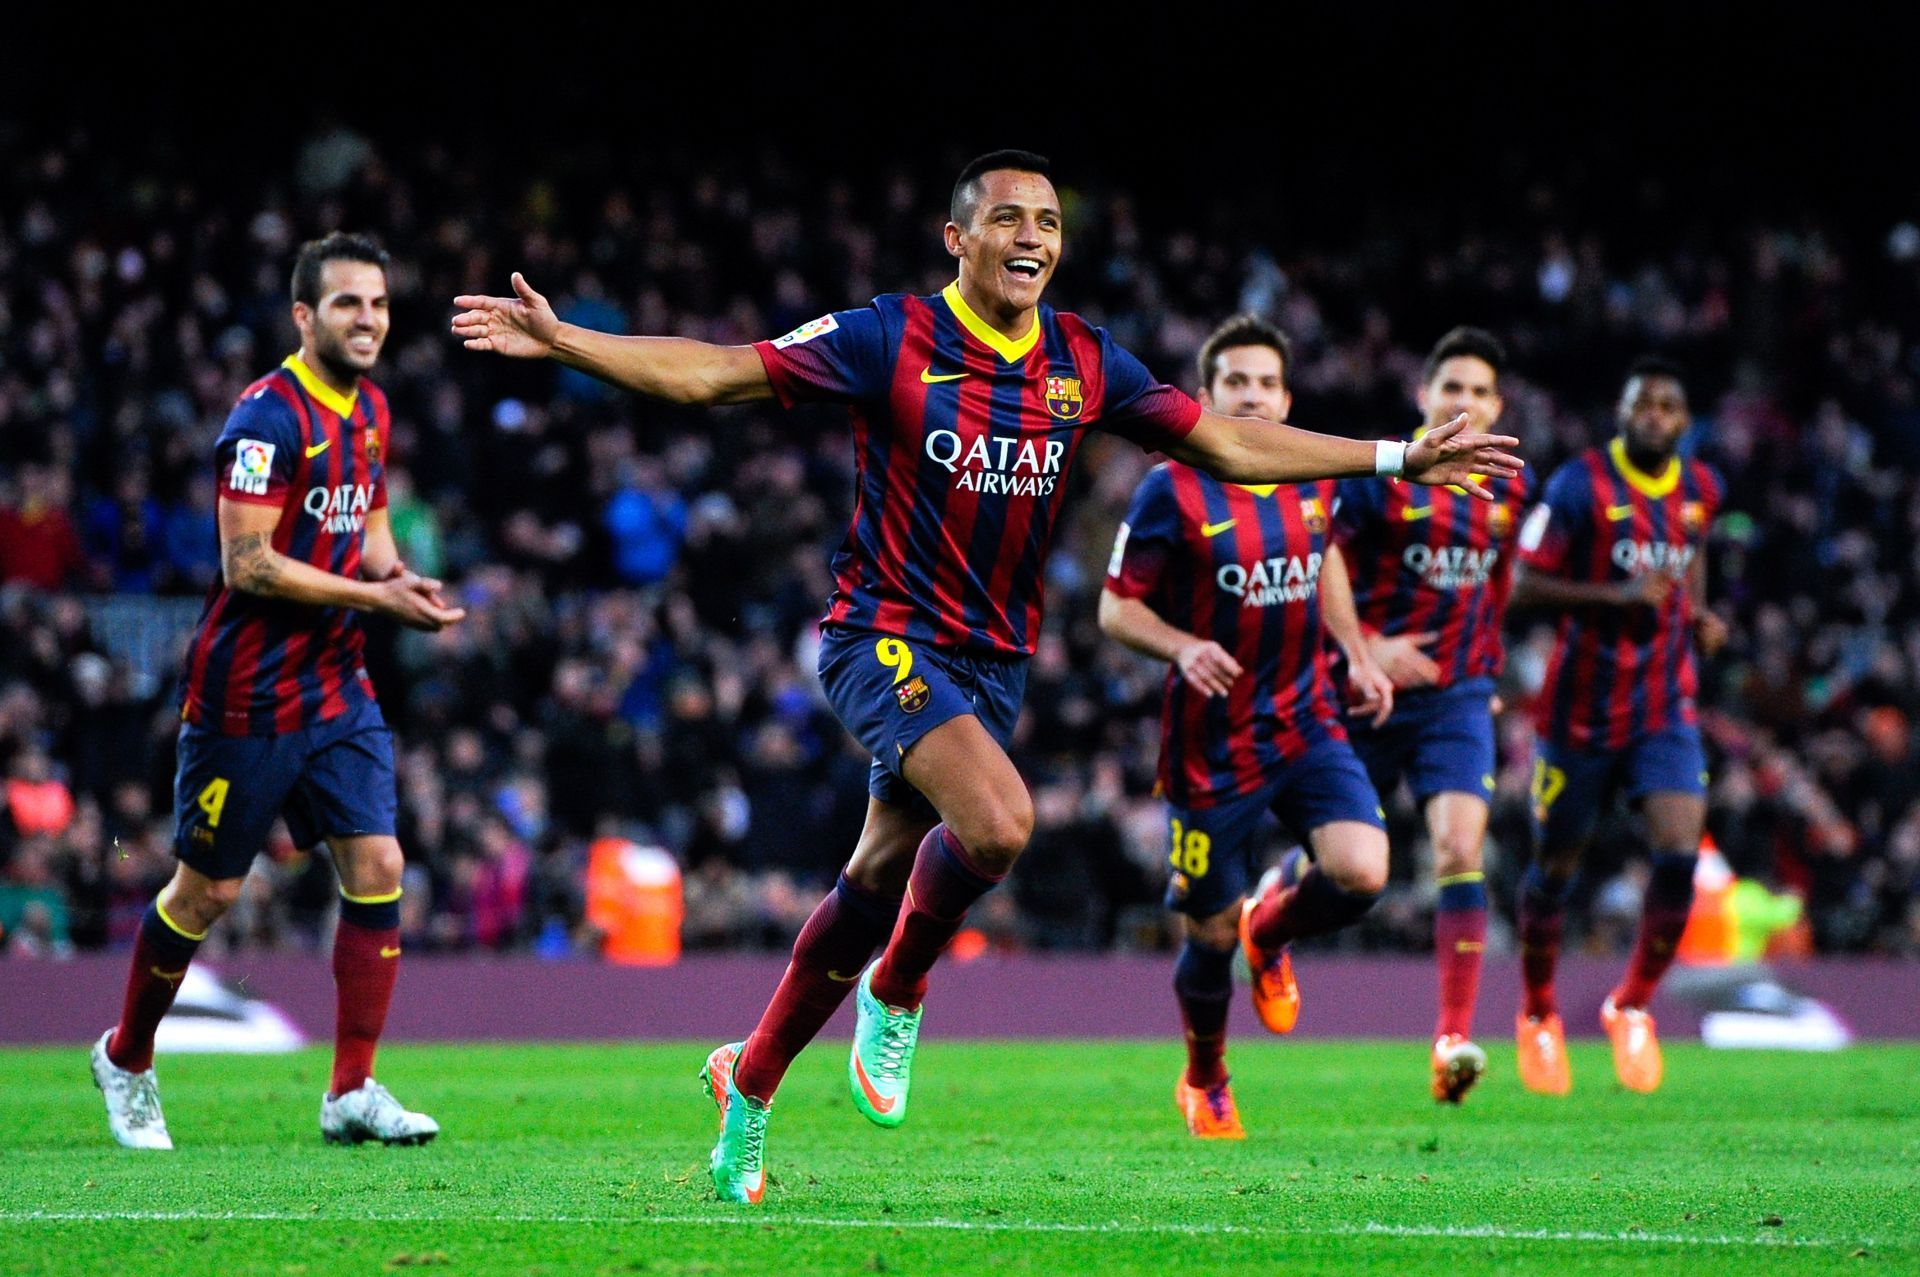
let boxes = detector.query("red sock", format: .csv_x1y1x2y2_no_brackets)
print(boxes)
1174,941,1233,1089
1517,867,1569,1021
1433,874,1487,1040
331,897,402,1097
1247,865,1378,949
107,902,204,1072
868,826,1003,1012
1612,852,1697,1009
733,874,902,1102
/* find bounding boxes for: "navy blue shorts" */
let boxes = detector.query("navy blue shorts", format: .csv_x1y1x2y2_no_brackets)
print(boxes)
173,695,398,880
1347,676,1499,807
1163,740,1385,919
817,626,1028,815
1529,726,1709,855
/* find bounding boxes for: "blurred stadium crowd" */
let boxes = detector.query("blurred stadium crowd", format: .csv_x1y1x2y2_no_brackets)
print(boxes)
3,126,1919,961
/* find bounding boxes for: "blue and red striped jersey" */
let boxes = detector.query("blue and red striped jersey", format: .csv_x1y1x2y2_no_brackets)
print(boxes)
1332,471,1528,687
181,355,390,736
1517,440,1722,750
753,284,1200,658
1107,463,1344,808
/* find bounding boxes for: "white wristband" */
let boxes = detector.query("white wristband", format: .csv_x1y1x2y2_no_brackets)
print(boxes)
1374,439,1407,477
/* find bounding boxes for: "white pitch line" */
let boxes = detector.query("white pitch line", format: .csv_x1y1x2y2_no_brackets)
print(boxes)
0,1211,1869,1249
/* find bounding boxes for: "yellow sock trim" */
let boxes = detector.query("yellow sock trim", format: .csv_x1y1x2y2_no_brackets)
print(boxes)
1436,871,1486,888
154,899,209,942
340,886,403,905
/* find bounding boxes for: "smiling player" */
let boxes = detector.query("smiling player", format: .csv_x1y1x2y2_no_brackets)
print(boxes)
452,150,1522,1202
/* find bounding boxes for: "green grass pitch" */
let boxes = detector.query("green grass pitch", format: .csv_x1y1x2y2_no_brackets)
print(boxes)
3,1039,1914,1275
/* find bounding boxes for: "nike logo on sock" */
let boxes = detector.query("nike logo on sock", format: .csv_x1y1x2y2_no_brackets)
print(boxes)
150,966,188,989
826,969,859,982
379,946,402,959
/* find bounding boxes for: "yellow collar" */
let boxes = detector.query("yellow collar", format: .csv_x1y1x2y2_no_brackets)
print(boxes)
942,282,1041,364
1608,437,1680,498
282,353,359,418
1234,484,1279,497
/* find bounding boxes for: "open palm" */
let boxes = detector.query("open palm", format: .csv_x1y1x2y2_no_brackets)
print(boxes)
451,272,560,358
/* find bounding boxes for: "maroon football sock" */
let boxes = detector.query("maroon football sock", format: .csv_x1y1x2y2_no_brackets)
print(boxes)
1174,940,1234,1089
733,874,903,1103
331,896,402,1097
867,826,1004,1012
1246,865,1378,950
1433,875,1488,1040
1517,867,1571,1022
1612,852,1697,1010
106,902,204,1072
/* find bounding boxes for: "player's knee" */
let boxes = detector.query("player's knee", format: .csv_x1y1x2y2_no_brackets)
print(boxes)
1324,841,1389,897
1187,907,1239,952
1432,834,1483,880
167,873,243,929
963,793,1034,874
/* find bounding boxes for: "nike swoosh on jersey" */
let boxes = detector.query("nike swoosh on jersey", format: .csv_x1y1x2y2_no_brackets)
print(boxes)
1200,519,1237,537
919,367,967,384
1401,505,1433,521
1606,504,1636,521
305,439,332,458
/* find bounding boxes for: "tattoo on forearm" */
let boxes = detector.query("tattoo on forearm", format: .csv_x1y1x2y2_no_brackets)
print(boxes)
225,532,282,593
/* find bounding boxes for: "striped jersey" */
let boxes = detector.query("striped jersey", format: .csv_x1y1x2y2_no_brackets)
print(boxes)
1518,439,1722,750
1107,463,1343,808
753,284,1201,657
1332,470,1528,687
180,355,389,736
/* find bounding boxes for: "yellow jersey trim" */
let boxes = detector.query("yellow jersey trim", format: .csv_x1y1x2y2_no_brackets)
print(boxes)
941,283,1041,364
340,886,404,905
1608,437,1680,499
282,353,360,418
1233,484,1279,498
155,899,209,942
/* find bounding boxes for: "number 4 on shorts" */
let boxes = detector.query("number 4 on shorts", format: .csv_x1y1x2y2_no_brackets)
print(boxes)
197,777,230,828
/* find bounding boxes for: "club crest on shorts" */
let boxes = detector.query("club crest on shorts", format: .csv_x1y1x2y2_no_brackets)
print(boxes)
895,675,931,714
1044,375,1084,421
1169,871,1190,901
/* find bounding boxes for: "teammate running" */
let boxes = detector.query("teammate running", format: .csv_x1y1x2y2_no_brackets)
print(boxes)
1331,327,1528,1102
1100,316,1396,1138
1509,356,1726,1094
451,150,1521,1201
92,232,463,1150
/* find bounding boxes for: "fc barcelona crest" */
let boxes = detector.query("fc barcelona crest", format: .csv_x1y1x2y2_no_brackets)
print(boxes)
1299,497,1328,534
1682,500,1706,533
895,675,930,714
366,432,383,464
1489,505,1514,538
1044,375,1084,421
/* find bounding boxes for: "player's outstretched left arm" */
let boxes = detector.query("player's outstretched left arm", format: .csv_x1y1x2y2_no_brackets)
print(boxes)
451,273,773,406
1169,411,1522,499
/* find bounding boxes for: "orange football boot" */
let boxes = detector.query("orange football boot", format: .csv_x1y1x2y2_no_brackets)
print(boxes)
1174,1076,1247,1140
1239,892,1300,1034
1600,997,1663,1093
1515,1012,1572,1095
1430,1034,1488,1104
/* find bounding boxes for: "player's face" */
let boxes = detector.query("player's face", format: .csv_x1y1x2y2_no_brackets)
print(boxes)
1199,344,1290,424
1418,355,1502,434
1618,373,1689,461
296,259,390,380
945,169,1061,316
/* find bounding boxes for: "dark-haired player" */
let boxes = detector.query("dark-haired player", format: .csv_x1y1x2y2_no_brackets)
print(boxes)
1331,327,1528,1103
91,233,464,1150
453,150,1521,1202
1100,316,1395,1138
1509,356,1726,1094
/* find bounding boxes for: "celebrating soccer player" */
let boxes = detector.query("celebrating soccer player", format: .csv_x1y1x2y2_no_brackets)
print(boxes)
1099,317,1396,1139
91,233,464,1150
1508,356,1727,1094
1330,328,1529,1103
452,151,1520,1202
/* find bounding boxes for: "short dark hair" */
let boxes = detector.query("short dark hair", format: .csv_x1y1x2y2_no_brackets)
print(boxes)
1197,314,1293,394
290,231,390,307
950,149,1053,227
1422,326,1506,386
1624,354,1686,389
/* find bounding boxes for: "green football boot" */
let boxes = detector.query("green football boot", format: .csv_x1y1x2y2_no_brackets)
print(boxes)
848,961,922,1128
699,1042,769,1204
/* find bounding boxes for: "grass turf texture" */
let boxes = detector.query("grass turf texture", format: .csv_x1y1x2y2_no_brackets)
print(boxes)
2,1040,1914,1276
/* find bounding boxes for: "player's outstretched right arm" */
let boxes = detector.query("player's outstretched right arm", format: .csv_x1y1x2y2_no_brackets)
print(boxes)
451,273,773,406
219,500,465,631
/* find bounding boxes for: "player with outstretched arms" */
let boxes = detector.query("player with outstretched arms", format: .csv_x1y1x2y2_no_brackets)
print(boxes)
1508,356,1727,1094
1330,327,1529,1103
91,233,465,1150
1099,316,1396,1138
452,150,1521,1202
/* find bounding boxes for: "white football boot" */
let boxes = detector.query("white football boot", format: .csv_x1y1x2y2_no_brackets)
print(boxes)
321,1079,440,1146
90,1029,174,1150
